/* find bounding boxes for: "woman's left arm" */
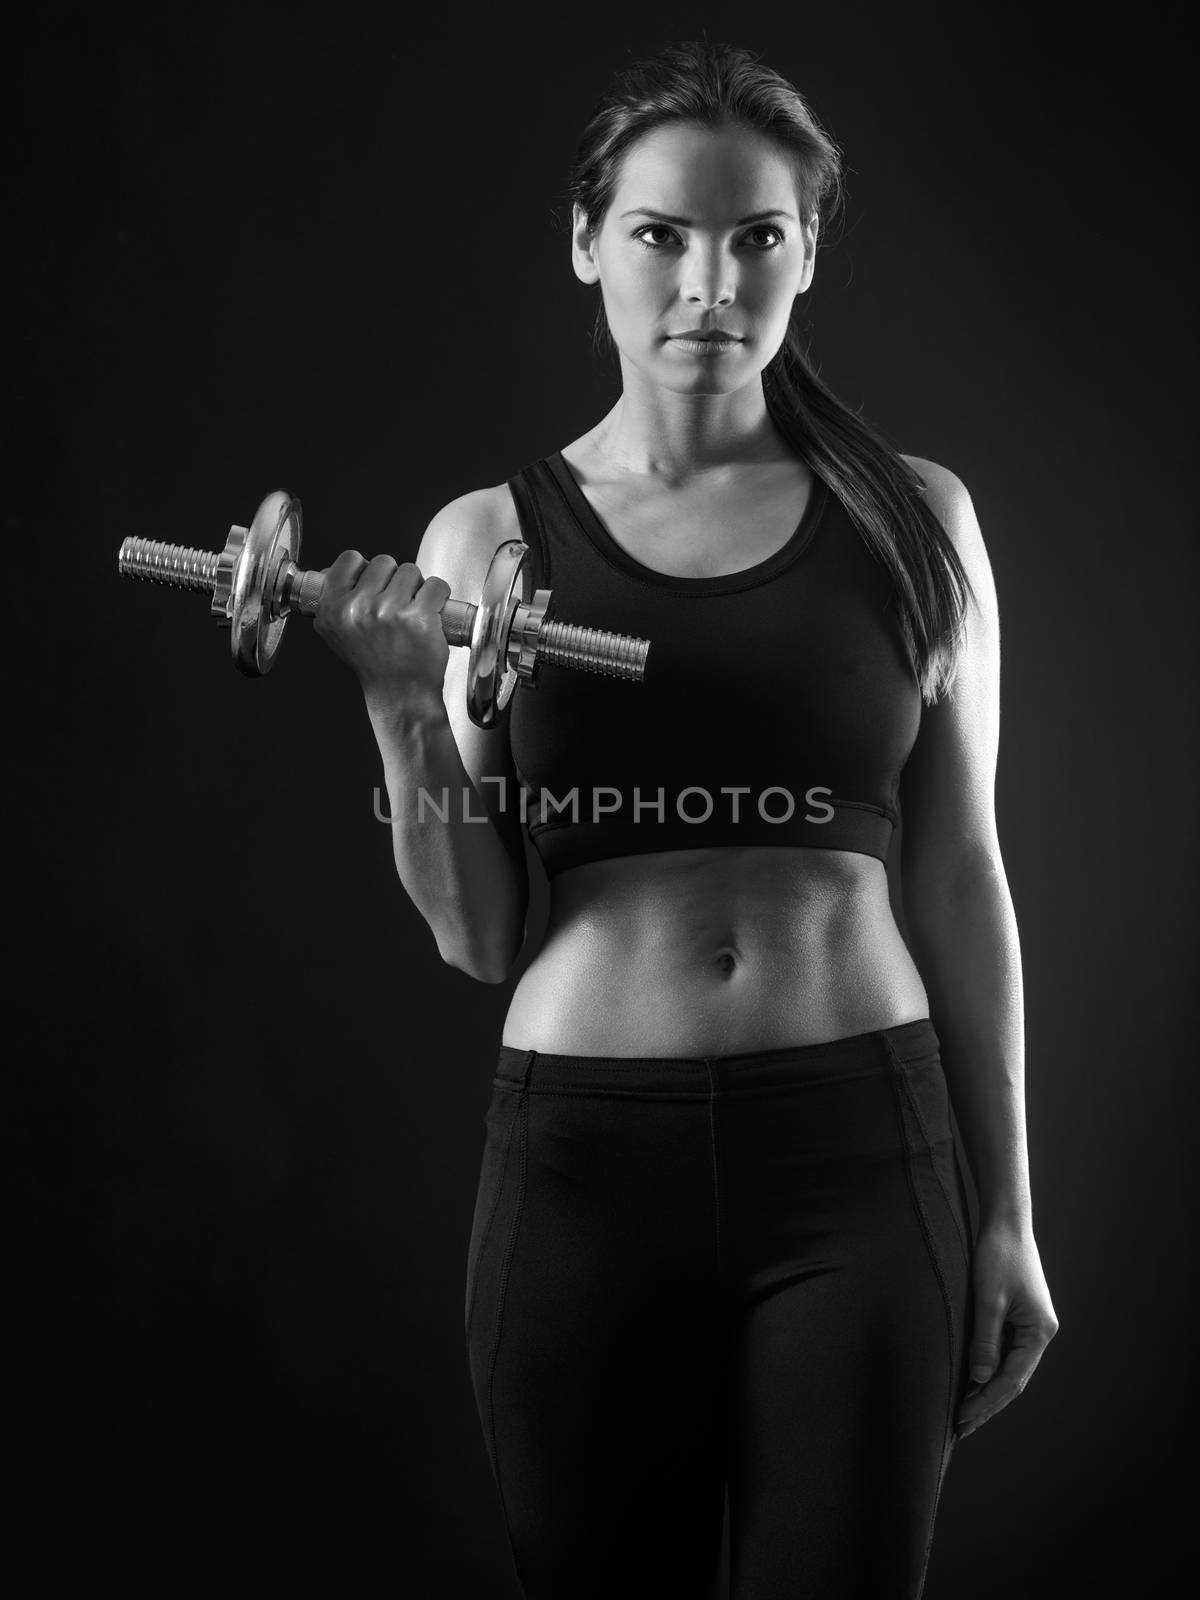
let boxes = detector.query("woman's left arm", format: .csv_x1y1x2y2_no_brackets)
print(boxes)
897,457,1060,1442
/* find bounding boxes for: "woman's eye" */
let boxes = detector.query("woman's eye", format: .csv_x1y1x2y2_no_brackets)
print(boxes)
632,224,784,251
633,225,678,249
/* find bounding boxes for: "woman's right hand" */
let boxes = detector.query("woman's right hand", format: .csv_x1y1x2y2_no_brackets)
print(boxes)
312,550,453,716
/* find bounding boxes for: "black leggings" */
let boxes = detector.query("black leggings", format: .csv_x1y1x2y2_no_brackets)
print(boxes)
464,1017,974,1599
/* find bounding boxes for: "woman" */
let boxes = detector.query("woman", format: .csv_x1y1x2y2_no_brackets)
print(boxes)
315,40,1059,1600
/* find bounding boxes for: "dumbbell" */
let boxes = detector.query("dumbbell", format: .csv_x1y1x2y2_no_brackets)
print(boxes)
117,489,651,728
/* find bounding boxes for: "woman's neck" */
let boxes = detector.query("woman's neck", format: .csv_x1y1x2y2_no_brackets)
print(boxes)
587,379,790,485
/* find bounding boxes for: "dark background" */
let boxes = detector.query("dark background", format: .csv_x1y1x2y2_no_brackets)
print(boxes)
11,1,1194,1594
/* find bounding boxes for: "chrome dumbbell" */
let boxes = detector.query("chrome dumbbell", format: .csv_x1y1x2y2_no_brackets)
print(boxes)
117,490,651,727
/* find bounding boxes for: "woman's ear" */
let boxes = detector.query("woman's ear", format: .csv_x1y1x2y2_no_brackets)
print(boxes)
795,210,820,296
571,202,600,285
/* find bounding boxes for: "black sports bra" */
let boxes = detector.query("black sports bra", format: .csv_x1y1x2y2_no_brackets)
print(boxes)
503,449,922,879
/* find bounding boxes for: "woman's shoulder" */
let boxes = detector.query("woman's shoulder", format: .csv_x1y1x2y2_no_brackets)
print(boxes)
426,481,522,537
900,454,981,551
900,454,972,508
413,482,523,590
900,454,994,617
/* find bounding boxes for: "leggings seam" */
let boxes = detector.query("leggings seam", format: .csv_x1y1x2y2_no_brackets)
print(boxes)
882,1035,957,1598
705,1061,724,1279
486,1088,531,1591
896,1066,972,1271
465,1096,524,1345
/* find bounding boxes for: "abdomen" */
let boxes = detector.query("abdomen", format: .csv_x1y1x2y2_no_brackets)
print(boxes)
502,845,930,1056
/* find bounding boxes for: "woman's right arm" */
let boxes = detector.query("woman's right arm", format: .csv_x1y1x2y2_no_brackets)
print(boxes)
315,488,530,984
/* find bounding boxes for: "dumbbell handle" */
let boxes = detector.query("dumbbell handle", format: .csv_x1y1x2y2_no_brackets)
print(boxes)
117,536,650,681
275,563,477,648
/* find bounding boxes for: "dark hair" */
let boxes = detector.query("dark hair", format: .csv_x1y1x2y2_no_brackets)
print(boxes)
562,39,976,704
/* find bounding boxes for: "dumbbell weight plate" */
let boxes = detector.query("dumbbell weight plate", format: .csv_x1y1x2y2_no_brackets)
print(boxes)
215,490,302,675
468,540,528,729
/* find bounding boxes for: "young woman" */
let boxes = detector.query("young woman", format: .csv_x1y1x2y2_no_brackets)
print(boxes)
314,39,1059,1600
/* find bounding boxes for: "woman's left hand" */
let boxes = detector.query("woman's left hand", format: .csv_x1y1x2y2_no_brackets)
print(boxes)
955,1218,1059,1440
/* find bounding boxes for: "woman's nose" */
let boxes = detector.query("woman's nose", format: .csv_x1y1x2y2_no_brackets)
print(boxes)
684,280,736,309
682,248,736,308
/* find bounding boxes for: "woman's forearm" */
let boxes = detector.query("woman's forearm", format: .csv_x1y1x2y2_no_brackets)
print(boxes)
902,865,1032,1229
366,693,527,982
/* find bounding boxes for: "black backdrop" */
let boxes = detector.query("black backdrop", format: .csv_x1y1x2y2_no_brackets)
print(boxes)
11,3,1195,1595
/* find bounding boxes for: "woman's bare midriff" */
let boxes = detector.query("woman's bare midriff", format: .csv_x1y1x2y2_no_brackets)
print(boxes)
501,844,931,1058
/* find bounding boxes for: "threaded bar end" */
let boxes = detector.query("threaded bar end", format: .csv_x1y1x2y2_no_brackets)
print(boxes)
118,538,219,591
536,620,649,680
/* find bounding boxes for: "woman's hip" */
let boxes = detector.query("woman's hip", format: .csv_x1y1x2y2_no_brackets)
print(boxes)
475,1017,972,1289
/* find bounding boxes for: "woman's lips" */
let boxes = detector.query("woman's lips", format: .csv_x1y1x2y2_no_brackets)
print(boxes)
669,334,743,354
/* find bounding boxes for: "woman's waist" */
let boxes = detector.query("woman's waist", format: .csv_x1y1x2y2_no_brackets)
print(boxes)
495,1015,942,1099
504,897,929,1056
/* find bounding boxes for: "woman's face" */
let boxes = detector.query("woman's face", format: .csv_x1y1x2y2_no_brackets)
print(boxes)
572,121,818,394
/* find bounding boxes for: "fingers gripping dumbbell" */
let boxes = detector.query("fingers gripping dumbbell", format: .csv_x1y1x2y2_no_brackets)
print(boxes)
117,490,651,728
